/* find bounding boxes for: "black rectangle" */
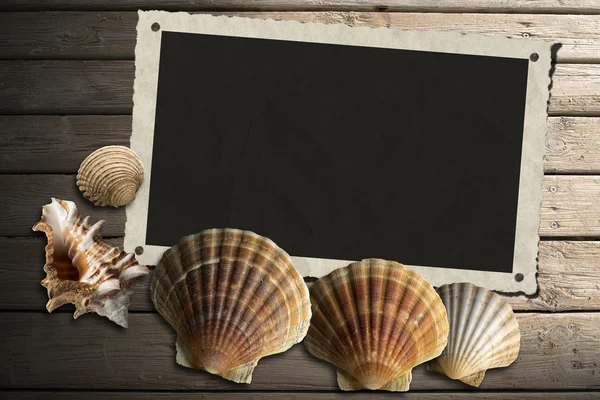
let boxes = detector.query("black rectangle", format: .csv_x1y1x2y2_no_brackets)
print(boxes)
147,31,529,273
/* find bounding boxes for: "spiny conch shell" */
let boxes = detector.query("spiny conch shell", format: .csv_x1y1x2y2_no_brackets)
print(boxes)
32,198,149,327
77,145,144,207
304,259,449,392
427,282,521,387
151,228,311,384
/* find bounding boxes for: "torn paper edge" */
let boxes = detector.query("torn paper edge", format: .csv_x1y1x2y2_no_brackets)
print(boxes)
125,11,552,294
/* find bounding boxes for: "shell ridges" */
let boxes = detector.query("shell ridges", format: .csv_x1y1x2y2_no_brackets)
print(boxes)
427,282,521,387
32,198,149,327
304,258,449,392
151,228,311,384
77,145,144,207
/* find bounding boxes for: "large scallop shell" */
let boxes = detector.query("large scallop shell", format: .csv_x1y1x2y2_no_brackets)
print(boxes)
304,258,449,391
77,145,144,207
427,282,521,387
32,198,149,327
151,228,311,384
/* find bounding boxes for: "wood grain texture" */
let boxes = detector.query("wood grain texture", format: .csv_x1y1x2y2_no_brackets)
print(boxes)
545,117,600,174
0,1,597,398
4,392,600,399
0,61,133,114
2,237,599,311
0,312,598,390
540,176,600,237
2,116,599,174
551,64,600,116
2,12,600,62
0,175,125,237
2,175,600,237
0,12,136,60
1,0,599,13
239,12,600,63
0,61,598,115
530,241,600,310
0,116,132,173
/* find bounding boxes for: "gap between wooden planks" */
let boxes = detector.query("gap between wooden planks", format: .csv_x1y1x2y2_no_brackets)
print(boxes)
1,175,599,237
2,237,599,312
1,61,598,115
1,116,599,174
0,0,599,14
2,392,600,399
0,312,598,390
0,12,599,62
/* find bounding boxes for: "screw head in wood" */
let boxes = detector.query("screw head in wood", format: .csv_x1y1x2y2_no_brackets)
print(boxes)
135,246,144,255
549,185,557,193
530,53,539,62
515,273,524,282
522,32,530,38
550,221,559,229
151,22,160,32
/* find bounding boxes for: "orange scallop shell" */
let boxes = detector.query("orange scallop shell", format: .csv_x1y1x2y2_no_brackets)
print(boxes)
304,258,449,391
151,228,311,383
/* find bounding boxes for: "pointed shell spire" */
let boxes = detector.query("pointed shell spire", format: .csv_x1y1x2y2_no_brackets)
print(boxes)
32,198,149,327
77,145,144,207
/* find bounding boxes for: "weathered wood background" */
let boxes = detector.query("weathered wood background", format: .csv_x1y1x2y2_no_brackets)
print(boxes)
1,1,599,399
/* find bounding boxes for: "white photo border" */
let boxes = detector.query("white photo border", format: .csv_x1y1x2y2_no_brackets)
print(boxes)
125,11,552,294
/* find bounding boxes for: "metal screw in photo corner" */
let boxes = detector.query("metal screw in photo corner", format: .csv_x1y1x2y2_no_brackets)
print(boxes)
151,22,160,32
551,221,559,229
135,246,144,255
530,53,539,62
515,273,524,282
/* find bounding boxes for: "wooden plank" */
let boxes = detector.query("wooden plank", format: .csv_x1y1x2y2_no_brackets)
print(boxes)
551,64,600,117
0,0,599,14
0,312,598,389
0,12,137,60
0,61,597,116
0,61,133,114
4,391,600,399
545,117,600,174
535,241,600,308
2,116,599,174
540,176,600,237
504,241,600,311
2,12,600,63
0,116,132,173
2,175,600,237
240,12,600,63
0,175,125,237
1,237,599,311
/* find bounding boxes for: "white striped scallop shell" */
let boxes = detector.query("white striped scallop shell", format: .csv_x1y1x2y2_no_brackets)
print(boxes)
77,145,144,207
427,282,521,386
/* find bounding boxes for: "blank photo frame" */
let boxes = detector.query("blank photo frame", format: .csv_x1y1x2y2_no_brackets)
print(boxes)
125,11,551,294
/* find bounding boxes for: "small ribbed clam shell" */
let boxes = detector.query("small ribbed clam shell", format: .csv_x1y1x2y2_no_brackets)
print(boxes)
32,198,149,327
304,259,449,392
151,228,311,384
427,282,521,387
77,145,144,207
